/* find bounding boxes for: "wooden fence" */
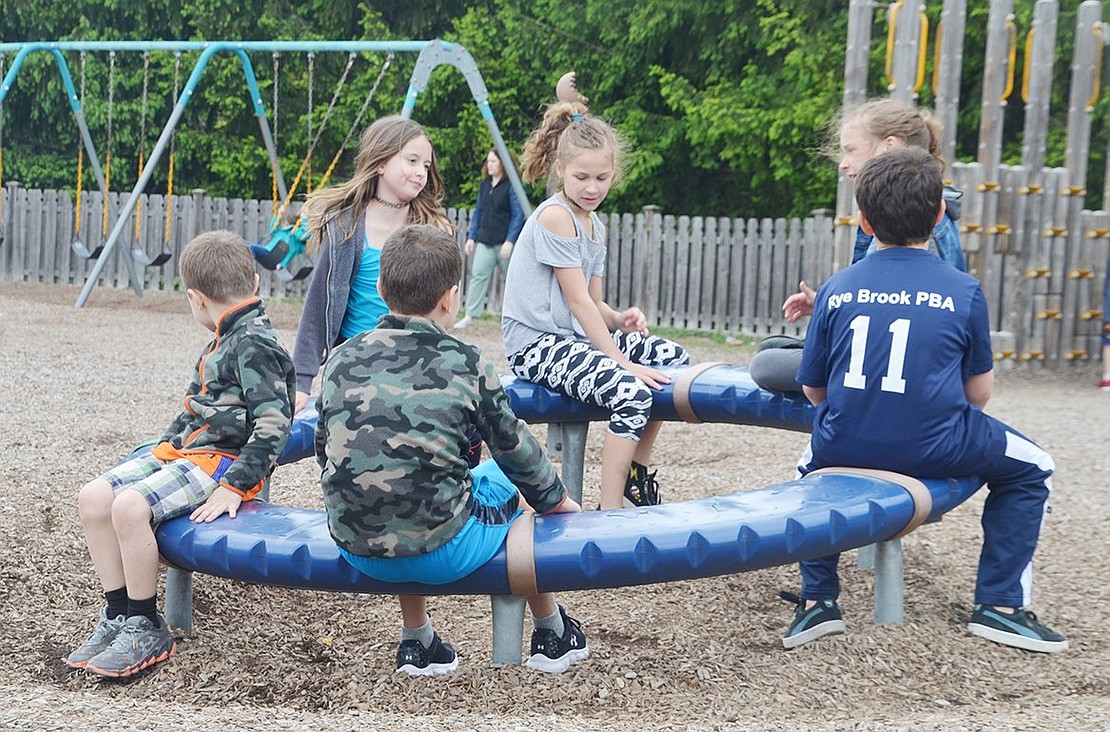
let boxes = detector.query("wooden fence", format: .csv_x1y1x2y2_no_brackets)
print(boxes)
0,179,1104,367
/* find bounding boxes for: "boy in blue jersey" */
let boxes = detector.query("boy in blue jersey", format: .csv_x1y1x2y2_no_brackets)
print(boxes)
783,147,1067,653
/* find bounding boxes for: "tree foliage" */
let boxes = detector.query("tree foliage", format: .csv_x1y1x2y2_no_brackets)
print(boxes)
1,1,1105,217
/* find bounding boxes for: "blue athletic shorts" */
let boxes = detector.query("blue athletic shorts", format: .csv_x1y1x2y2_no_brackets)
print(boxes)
338,460,523,585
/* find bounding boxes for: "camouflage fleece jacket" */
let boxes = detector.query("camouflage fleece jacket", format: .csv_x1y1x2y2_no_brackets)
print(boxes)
155,297,296,498
315,314,567,559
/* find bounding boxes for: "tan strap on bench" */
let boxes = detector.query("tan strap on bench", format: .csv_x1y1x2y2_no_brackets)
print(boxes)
808,467,933,539
672,361,726,423
505,510,537,596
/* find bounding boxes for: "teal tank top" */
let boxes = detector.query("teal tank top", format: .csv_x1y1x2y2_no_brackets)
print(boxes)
339,235,388,339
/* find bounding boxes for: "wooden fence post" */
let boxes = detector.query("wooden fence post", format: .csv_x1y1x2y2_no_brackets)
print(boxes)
1,181,21,280
190,188,207,241
639,204,662,327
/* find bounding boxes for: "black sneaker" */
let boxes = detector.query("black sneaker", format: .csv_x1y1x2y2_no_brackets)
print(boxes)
967,604,1068,653
780,591,846,649
624,461,661,507
525,605,589,673
395,632,459,676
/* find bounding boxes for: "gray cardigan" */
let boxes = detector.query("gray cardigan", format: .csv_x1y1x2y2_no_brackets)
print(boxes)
292,209,367,394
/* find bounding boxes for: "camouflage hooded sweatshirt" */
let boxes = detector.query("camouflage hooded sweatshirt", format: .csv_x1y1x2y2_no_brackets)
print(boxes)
152,297,296,499
316,314,567,559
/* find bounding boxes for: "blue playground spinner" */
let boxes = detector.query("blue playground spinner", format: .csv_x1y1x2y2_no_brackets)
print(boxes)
156,460,982,595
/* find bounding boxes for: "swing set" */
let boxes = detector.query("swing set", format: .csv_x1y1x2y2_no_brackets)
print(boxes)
0,40,529,307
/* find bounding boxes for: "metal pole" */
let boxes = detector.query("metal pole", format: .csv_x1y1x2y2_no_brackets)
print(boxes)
873,539,905,624
490,595,526,665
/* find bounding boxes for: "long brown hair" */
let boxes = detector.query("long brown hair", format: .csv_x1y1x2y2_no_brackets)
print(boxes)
520,102,625,188
302,116,450,250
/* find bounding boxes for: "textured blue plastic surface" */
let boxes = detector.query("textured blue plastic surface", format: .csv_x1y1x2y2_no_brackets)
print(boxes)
278,364,815,465
155,473,981,596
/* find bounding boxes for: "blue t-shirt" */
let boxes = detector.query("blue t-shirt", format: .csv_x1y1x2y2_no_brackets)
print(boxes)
797,247,993,474
339,237,388,340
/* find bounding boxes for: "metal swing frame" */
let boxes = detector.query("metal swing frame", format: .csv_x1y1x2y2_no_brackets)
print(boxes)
0,40,528,308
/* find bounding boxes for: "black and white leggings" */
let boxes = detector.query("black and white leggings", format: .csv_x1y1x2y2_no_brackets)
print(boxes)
509,331,690,440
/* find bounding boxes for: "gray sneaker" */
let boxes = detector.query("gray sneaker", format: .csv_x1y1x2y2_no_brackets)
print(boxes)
65,608,126,669
86,615,177,677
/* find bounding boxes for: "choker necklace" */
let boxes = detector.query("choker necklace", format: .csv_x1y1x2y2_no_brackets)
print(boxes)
374,195,408,209
561,191,590,213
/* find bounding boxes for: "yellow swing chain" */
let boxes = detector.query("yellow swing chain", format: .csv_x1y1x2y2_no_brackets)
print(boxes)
134,52,150,242
101,51,115,238
163,52,181,247
74,52,88,237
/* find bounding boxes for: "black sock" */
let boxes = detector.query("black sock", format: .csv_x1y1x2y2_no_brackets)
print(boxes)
127,595,161,626
105,587,129,619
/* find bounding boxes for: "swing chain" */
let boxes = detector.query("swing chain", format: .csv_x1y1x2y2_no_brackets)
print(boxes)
279,51,357,217
164,52,181,247
316,53,395,191
75,51,88,236
135,51,150,241
102,51,116,237
272,52,280,217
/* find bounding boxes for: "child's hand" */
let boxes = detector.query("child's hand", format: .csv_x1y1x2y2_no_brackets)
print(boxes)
190,486,243,523
629,363,671,391
618,307,649,334
294,390,312,414
783,281,817,323
547,495,582,514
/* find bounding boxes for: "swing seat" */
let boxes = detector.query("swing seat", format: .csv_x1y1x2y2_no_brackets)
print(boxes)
275,259,314,282
250,222,310,272
131,245,172,268
250,239,291,270
72,240,105,260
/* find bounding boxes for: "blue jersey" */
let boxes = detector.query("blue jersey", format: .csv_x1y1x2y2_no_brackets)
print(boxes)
797,247,994,475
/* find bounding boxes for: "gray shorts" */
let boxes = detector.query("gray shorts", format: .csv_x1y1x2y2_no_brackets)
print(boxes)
99,452,233,523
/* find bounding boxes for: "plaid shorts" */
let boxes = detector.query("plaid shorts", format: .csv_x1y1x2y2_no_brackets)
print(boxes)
99,451,233,524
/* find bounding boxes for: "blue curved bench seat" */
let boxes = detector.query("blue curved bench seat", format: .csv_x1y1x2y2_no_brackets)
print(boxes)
277,364,816,466
155,471,981,596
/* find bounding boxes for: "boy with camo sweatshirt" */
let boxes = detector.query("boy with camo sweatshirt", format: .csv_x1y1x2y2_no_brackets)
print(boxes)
66,230,296,677
315,224,589,676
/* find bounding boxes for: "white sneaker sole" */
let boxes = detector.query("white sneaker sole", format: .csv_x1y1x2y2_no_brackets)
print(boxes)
967,622,1069,653
525,646,590,673
782,619,846,649
396,657,460,676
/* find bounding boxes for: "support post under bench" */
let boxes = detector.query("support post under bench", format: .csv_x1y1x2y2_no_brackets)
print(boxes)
164,422,594,666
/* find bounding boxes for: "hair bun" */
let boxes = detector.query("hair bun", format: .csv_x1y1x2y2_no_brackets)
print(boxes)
556,71,589,104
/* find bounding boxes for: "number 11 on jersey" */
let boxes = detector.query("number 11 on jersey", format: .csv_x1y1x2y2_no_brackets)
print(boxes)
843,315,910,394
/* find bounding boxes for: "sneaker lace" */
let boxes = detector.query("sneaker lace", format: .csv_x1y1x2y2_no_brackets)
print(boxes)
102,621,142,654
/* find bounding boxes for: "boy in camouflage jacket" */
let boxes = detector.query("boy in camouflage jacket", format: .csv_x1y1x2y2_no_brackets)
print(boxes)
316,224,589,675
66,231,296,678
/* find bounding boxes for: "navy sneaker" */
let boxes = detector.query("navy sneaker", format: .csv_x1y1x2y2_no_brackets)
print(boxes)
395,632,459,676
624,461,661,507
780,591,846,649
968,604,1068,653
526,605,589,673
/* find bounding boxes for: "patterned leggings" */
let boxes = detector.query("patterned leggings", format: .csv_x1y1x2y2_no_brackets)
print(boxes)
509,331,690,440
